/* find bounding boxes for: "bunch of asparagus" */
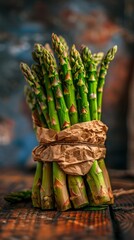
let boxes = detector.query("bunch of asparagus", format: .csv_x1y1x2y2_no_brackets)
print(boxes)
20,33,117,211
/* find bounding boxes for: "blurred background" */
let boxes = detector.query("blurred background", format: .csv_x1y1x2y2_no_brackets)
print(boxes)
0,0,134,170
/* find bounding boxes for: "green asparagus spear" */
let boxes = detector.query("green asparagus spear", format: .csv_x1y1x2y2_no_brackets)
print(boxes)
40,162,54,210
43,48,70,130
34,44,60,130
43,47,89,208
44,43,54,55
32,50,40,64
24,85,46,128
52,34,89,208
70,44,90,122
32,60,68,209
24,85,36,112
52,33,78,125
4,190,31,203
34,43,71,211
97,45,117,120
81,45,116,204
93,52,104,66
31,160,42,208
59,35,69,53
70,45,110,205
31,64,43,82
20,63,50,128
20,64,44,208
20,63,53,209
81,45,98,120
92,52,104,80
21,60,55,210
31,68,55,209
24,85,52,208
25,85,52,208
96,45,117,203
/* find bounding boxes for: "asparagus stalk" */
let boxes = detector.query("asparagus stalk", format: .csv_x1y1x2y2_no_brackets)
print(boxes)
81,45,117,204
40,162,54,210
24,85,51,208
24,85,46,128
33,44,60,130
23,68,54,210
70,45,110,205
43,48,70,129
59,35,69,53
93,52,104,66
23,64,56,209
34,43,71,211
81,45,98,120
70,45,90,122
92,52,104,81
97,45,117,120
52,34,89,208
96,45,117,203
31,64,43,81
52,33,78,125
31,68,55,210
4,190,31,203
20,63,50,128
32,61,70,209
97,158,114,203
43,47,89,208
20,63,54,209
20,66,44,208
44,43,54,55
32,50,40,64
32,160,43,208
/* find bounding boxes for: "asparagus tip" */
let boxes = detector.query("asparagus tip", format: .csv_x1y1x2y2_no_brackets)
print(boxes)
34,43,44,53
51,32,58,42
80,44,86,51
113,45,118,53
20,62,25,70
105,45,118,62
51,32,55,37
20,62,31,78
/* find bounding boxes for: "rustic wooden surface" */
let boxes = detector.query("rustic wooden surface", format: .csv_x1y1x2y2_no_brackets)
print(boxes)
0,168,134,240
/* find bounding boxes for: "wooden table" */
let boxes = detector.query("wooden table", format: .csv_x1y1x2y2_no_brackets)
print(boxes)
0,168,134,240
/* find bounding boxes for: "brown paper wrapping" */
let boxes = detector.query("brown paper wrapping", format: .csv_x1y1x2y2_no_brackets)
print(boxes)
32,120,108,176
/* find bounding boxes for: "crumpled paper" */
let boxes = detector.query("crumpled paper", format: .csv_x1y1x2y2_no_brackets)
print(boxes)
32,120,108,176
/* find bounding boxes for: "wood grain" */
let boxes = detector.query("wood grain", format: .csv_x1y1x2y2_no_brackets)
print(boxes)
0,168,133,240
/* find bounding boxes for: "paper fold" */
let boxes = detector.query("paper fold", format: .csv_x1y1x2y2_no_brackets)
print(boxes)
32,120,108,176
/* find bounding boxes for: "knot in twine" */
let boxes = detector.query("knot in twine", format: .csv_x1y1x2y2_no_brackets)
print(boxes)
32,120,108,176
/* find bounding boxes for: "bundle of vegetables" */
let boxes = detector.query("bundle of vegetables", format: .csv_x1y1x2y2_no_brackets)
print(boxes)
20,33,117,211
